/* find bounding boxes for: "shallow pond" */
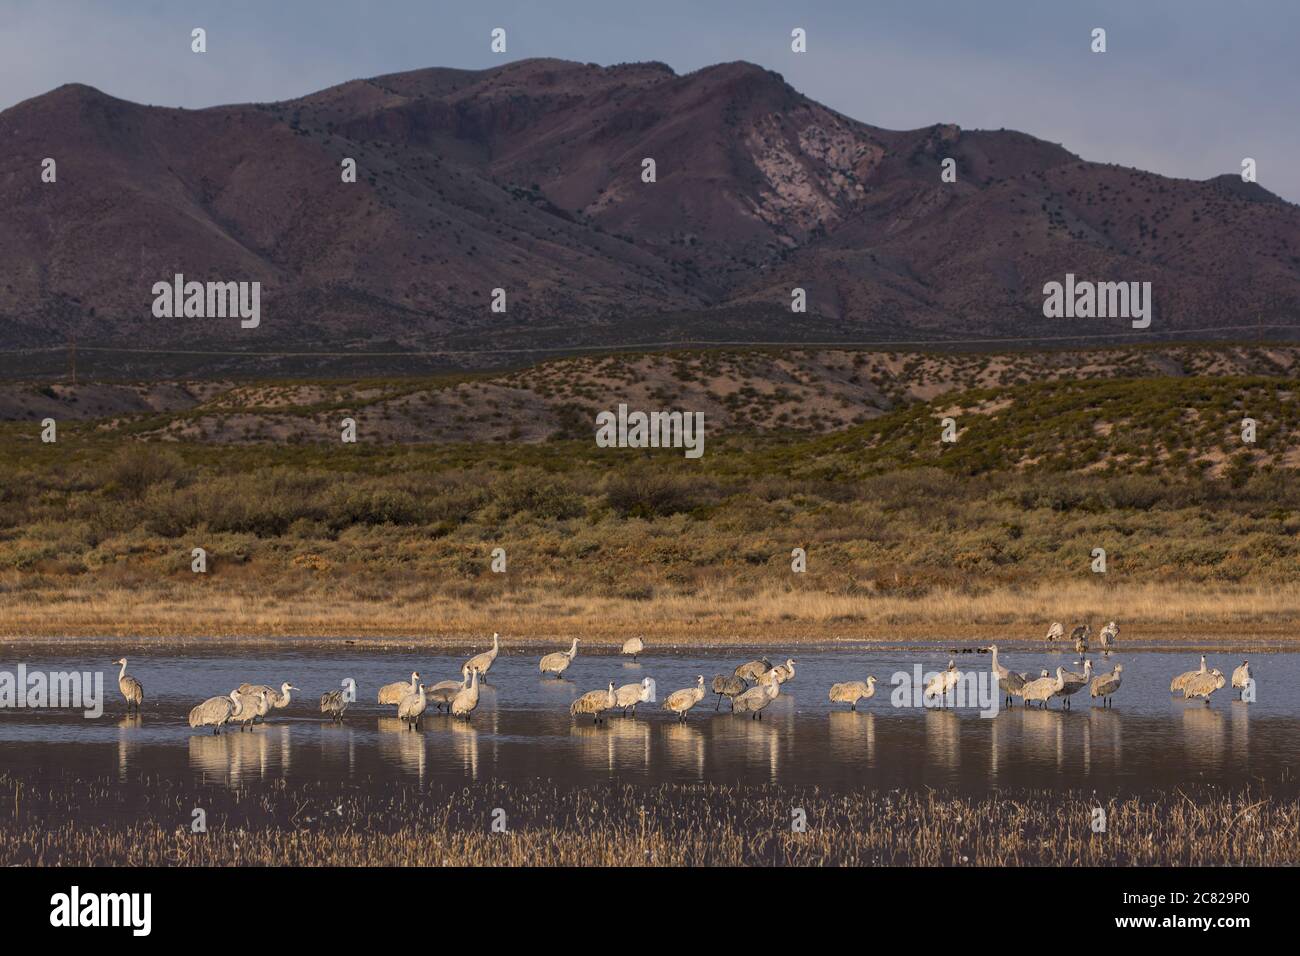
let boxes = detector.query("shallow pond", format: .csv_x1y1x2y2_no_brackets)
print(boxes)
0,644,1293,794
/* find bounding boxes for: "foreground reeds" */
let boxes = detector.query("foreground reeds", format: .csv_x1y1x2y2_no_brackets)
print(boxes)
1,774,1295,866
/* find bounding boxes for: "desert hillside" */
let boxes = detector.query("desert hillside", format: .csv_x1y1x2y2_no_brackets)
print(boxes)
3,58,1299,376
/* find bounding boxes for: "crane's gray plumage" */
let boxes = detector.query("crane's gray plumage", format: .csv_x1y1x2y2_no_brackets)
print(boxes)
113,658,144,712
188,691,242,734
924,660,959,706
236,682,298,721
1170,656,1208,694
319,689,349,721
464,633,500,680
540,639,579,677
614,677,654,716
1045,622,1064,642
378,672,420,706
734,658,772,682
428,666,469,712
711,674,747,710
397,683,427,729
1055,660,1092,709
1089,664,1123,707
1021,667,1066,708
732,677,780,719
1183,669,1226,703
1071,624,1091,655
571,680,615,723
1231,659,1252,701
829,676,877,711
620,637,644,661
230,688,268,731
757,658,796,686
988,644,1029,706
663,675,706,721
450,668,480,720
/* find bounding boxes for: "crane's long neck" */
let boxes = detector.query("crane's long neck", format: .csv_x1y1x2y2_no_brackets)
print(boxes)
118,661,127,681
410,673,419,692
229,692,243,716
568,639,578,658
279,685,292,706
989,647,999,670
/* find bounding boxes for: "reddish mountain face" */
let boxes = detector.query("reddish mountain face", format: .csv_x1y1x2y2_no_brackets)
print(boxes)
1,57,1298,371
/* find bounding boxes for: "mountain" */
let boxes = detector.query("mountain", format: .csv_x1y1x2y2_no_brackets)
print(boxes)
2,57,1299,375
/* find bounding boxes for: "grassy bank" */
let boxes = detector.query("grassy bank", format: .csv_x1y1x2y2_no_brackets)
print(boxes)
1,775,1293,866
3,372,1300,640
3,580,1299,645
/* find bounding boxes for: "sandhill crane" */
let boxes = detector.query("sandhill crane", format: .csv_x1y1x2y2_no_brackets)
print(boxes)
1099,621,1119,651
757,658,796,687
429,666,470,712
1056,660,1093,709
1021,667,1066,708
614,677,654,716
451,669,480,721
711,674,747,710
924,660,959,707
734,658,772,682
1090,664,1123,707
230,688,268,731
397,683,427,730
379,672,420,706
319,689,349,722
1183,668,1226,704
113,658,144,713
829,676,877,711
663,676,706,722
464,633,500,681
1231,660,1251,700
621,637,644,661
1045,622,1064,642
1170,655,1208,694
188,691,242,734
540,639,579,678
237,682,299,721
572,680,616,724
1071,624,1091,655
732,677,780,719
988,644,1029,706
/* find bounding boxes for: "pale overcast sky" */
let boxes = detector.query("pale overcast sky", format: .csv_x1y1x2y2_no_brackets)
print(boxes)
3,0,1297,201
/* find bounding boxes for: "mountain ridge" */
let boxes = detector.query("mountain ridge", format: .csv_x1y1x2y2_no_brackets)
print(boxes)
2,57,1298,375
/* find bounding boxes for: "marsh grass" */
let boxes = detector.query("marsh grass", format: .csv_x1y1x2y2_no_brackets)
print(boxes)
0,774,1294,866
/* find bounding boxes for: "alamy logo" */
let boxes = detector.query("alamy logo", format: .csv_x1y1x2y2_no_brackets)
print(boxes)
595,403,705,459
0,665,103,718
1042,273,1152,329
50,886,151,936
151,273,261,328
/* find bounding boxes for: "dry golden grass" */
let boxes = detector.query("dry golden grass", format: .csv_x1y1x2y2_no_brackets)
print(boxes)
1,776,1294,866
2,578,1298,647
